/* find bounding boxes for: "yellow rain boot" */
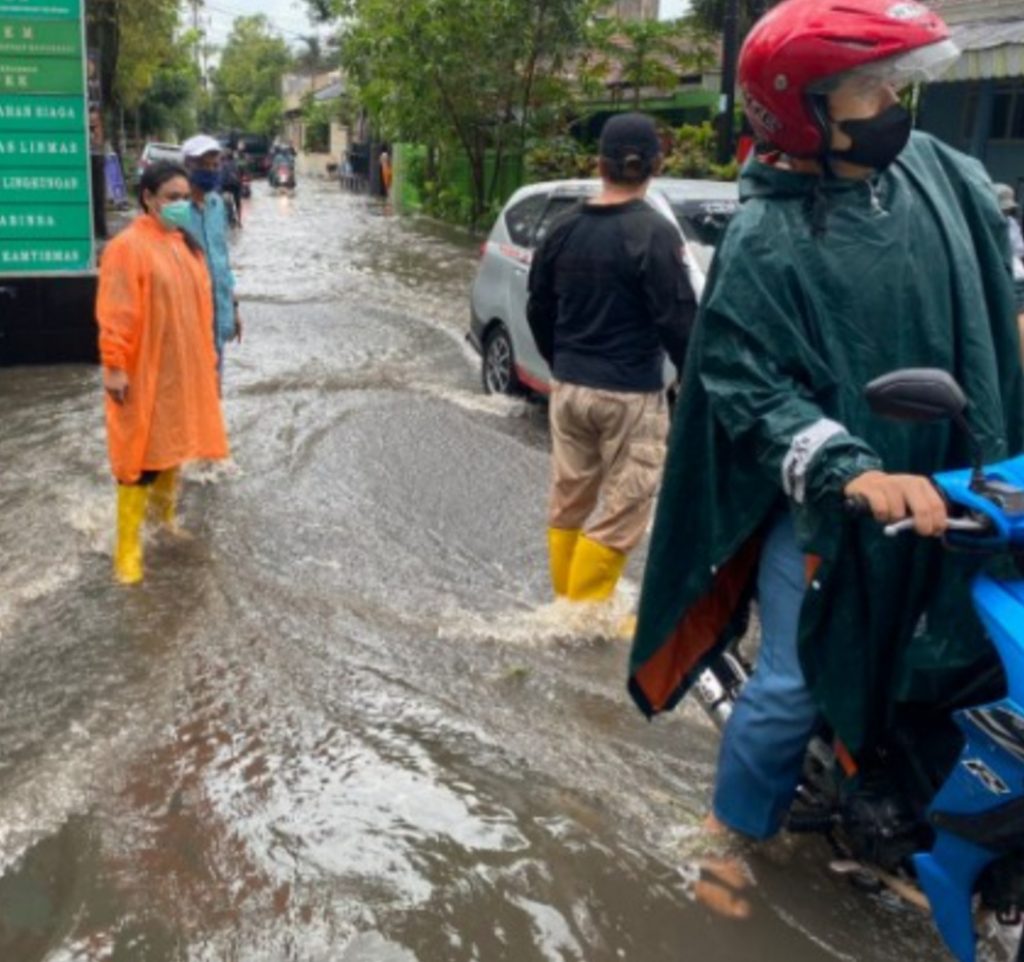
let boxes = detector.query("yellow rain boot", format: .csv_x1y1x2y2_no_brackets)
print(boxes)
149,468,186,535
617,613,638,640
114,484,150,585
548,527,580,597
566,535,627,602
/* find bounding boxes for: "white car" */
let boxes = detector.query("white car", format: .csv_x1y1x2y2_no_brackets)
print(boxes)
135,142,185,183
468,177,739,395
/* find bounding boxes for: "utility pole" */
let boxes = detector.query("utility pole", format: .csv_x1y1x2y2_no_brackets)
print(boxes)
715,0,740,164
189,0,206,87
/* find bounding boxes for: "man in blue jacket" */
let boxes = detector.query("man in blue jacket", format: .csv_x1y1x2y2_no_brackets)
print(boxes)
182,134,241,385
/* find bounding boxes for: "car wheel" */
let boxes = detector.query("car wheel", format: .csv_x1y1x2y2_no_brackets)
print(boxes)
482,324,521,396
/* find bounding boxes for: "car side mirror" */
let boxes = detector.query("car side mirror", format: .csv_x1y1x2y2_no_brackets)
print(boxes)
864,368,983,488
864,369,967,423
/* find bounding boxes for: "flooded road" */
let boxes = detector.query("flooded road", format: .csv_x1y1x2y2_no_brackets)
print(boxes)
0,180,966,961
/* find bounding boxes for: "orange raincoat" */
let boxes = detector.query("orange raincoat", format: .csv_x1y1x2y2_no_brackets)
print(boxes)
96,216,229,483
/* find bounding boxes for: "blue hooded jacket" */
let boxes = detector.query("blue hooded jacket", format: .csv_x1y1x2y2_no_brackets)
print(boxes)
188,191,236,354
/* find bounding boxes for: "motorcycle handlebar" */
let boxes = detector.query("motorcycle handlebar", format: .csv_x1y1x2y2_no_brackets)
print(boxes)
842,496,993,538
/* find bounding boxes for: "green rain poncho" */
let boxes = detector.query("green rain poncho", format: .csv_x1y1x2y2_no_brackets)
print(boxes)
628,132,1024,756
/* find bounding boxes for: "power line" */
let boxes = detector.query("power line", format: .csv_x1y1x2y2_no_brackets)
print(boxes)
200,0,317,40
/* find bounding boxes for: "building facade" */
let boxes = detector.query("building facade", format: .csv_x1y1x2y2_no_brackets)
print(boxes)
607,0,660,20
919,0,1024,198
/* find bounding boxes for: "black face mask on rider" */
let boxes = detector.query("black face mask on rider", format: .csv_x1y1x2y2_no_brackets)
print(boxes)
829,102,913,172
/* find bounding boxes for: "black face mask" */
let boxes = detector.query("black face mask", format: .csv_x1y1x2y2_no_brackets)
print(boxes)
829,103,912,171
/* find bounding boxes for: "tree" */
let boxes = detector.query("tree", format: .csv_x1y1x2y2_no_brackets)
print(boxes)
87,0,200,148
211,15,291,136
318,0,599,224
294,34,339,74
600,18,703,108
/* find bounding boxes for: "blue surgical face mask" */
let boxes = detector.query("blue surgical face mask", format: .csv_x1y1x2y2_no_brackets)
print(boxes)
159,199,193,231
190,168,221,193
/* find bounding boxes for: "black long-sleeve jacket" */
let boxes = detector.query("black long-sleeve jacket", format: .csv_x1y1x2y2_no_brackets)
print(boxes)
526,198,697,392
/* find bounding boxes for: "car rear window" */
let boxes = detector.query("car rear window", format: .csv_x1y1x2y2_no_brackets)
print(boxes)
147,145,183,164
533,196,581,247
670,200,738,274
504,194,548,247
238,136,269,153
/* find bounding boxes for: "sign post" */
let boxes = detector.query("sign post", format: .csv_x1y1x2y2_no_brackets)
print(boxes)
0,0,94,275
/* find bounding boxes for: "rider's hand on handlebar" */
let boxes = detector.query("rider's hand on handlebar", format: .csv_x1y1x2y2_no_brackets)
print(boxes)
844,471,948,537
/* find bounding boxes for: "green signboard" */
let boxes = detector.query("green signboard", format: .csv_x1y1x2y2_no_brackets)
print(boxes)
0,202,89,238
0,1,80,20
0,94,84,130
0,0,91,275
0,168,87,198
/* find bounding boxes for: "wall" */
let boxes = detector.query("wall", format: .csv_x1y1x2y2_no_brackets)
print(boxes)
918,80,1024,190
918,82,971,152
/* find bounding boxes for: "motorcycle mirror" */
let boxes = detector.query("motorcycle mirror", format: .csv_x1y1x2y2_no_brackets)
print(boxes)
864,369,968,423
865,369,985,489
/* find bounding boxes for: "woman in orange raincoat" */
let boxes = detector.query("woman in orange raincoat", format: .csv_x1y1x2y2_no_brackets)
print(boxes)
96,162,229,584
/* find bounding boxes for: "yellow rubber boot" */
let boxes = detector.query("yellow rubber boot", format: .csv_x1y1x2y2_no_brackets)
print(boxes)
148,468,183,534
548,527,580,597
566,535,627,602
115,484,150,585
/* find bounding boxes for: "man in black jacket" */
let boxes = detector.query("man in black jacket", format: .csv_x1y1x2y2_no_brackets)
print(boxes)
527,112,697,604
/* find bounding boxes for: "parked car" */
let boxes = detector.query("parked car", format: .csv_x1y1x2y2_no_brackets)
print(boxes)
135,142,184,183
235,134,271,177
468,178,740,396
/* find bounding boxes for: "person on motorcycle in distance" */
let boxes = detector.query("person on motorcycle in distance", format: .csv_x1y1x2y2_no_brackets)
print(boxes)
626,0,1024,884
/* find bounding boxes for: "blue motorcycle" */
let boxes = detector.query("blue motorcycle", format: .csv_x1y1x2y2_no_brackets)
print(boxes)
695,369,1024,962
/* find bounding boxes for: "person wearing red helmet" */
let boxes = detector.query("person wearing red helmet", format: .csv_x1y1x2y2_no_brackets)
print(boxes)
626,0,1024,849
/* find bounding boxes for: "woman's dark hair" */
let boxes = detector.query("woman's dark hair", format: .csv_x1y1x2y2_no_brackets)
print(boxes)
138,160,188,210
137,161,203,256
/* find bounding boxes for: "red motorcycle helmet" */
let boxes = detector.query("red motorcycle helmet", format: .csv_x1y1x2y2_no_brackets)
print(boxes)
738,0,957,157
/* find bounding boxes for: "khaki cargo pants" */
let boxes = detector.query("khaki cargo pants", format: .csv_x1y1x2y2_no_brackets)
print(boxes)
548,380,669,554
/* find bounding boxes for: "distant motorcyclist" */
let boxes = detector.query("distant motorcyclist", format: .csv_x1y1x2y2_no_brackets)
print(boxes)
221,148,243,227
627,0,1024,869
269,143,296,188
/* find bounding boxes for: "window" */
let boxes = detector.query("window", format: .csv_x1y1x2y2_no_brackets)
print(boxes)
993,90,1013,139
504,194,548,248
961,82,1024,143
991,82,1024,142
1012,93,1024,142
533,197,581,246
962,90,978,141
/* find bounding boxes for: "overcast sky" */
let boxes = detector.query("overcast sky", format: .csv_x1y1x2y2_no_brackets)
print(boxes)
200,0,322,49
200,0,694,51
659,0,691,18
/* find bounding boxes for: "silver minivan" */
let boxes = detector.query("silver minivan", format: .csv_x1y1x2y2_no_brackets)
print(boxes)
468,177,739,395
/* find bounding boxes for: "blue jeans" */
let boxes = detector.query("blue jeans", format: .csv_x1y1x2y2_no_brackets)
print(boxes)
712,513,820,839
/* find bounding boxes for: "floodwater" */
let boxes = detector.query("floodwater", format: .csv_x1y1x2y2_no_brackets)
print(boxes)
0,180,995,961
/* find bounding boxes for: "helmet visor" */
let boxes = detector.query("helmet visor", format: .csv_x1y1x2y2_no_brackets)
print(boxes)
808,38,961,97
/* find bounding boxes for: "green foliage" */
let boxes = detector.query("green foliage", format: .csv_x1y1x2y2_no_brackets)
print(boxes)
607,18,684,107
139,57,201,138
87,0,202,145
212,15,291,136
329,0,600,224
524,136,595,181
661,121,738,181
301,95,333,152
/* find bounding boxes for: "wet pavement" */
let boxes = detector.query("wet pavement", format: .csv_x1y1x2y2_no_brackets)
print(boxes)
0,179,983,960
